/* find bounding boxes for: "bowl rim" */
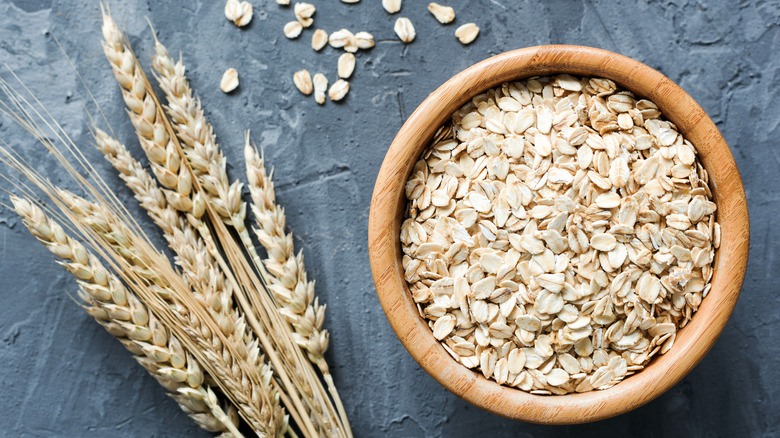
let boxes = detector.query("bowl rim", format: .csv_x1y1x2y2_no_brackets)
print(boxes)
368,45,749,424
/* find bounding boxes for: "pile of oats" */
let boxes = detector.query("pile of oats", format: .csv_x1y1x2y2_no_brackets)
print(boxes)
400,75,720,395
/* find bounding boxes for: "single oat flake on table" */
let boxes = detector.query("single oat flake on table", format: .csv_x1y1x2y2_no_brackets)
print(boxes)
312,29,328,51
293,69,313,95
428,3,455,24
328,79,350,101
284,21,303,39
394,17,416,43
313,72,328,104
383,0,402,14
224,0,253,27
401,75,719,395
220,67,239,92
455,22,479,44
338,53,356,79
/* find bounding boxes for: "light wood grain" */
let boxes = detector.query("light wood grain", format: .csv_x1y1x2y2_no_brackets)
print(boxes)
368,45,749,424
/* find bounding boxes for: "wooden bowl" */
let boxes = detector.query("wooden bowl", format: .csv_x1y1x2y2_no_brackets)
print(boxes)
368,45,749,424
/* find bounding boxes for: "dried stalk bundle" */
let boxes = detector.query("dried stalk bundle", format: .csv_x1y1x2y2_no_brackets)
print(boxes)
100,13,325,436
146,31,350,436
60,189,286,435
95,129,255,367
94,129,285,425
11,196,237,435
0,5,352,438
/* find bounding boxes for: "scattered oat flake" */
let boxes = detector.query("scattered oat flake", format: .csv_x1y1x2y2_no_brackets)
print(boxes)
394,17,416,43
328,79,350,101
383,0,401,13
294,2,315,27
313,73,328,105
455,23,479,44
341,0,360,3
294,2,316,19
338,53,356,79
428,3,455,24
354,31,375,50
220,68,239,93
276,0,290,4
293,69,313,95
329,28,354,49
225,0,253,27
311,29,328,51
283,21,303,39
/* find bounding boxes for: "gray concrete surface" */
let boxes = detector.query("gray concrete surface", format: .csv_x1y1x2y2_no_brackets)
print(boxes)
0,0,777,436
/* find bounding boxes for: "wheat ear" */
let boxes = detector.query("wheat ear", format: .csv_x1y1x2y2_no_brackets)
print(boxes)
243,142,349,430
149,39,265,275
100,9,193,214
58,190,286,436
10,196,238,436
244,142,328,365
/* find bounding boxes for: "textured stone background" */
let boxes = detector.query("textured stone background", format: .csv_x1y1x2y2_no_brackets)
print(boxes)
0,0,777,436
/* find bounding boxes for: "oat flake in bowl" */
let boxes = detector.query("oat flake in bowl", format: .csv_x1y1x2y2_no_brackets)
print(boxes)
400,74,720,395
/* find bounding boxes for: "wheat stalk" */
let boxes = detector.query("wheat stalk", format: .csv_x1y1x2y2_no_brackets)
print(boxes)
57,190,286,436
10,195,240,436
147,38,351,437
98,13,330,437
149,38,248,239
243,141,349,429
94,128,268,371
244,142,328,365
93,129,294,434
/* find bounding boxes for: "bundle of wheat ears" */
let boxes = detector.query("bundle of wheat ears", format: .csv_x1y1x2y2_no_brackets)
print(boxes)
0,6,350,438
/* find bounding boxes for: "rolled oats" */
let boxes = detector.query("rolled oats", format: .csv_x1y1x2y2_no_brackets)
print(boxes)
383,0,402,14
313,73,328,105
329,29,374,53
311,29,328,51
428,3,455,24
293,69,313,95
283,21,303,39
294,2,316,28
224,0,253,27
328,79,350,101
455,23,479,45
394,17,416,43
338,53,356,79
401,75,718,395
220,68,239,93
